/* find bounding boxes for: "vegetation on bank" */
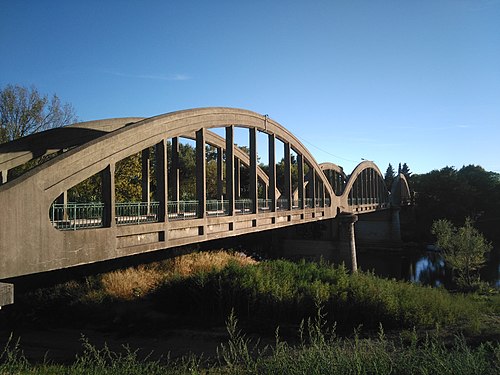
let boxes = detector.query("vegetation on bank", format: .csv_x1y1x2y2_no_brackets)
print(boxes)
1,311,499,374
2,250,499,373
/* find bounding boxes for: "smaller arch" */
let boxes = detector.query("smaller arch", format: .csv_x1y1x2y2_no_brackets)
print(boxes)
343,161,389,210
390,173,412,206
320,162,347,196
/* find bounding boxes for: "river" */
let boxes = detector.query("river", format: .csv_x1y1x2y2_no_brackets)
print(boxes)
356,246,500,288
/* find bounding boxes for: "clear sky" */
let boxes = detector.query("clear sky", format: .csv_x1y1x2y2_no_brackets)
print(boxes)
1,0,499,174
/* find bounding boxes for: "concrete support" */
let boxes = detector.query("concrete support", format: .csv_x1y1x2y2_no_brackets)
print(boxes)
155,140,168,222
284,142,292,210
102,164,115,227
141,148,151,207
391,207,402,242
0,170,7,184
55,190,68,221
0,283,14,309
234,158,240,200
268,133,276,212
338,213,358,272
216,146,224,200
226,126,235,215
249,128,258,213
171,137,180,202
196,129,206,218
297,153,304,209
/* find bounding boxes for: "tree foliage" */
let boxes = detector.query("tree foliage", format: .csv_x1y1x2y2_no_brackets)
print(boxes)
0,84,77,143
412,165,500,242
384,163,395,189
431,218,492,289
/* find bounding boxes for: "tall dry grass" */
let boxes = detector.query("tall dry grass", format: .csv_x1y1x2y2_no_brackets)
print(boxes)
100,250,256,300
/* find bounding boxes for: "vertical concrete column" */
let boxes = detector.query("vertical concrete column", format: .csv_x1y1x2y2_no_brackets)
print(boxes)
196,129,206,218
216,146,224,201
0,283,14,309
319,180,325,207
391,207,402,242
284,142,292,210
55,191,68,221
249,128,258,213
171,137,180,203
309,170,316,207
141,148,151,207
297,154,304,209
337,212,358,272
268,133,276,212
102,164,115,227
234,158,240,200
155,140,168,222
0,170,7,184
226,126,235,216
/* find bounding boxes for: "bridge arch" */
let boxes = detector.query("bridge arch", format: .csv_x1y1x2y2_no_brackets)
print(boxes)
391,173,412,206
1,108,344,279
342,161,389,212
320,162,347,196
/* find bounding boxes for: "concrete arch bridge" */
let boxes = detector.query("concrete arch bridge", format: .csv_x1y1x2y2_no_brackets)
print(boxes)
0,108,411,307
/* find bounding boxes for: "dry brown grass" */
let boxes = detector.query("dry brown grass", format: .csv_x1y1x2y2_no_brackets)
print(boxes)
100,250,257,301
162,250,257,277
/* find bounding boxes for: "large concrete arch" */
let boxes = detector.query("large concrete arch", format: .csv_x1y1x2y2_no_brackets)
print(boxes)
1,108,340,279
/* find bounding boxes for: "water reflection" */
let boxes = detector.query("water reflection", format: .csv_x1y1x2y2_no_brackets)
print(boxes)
411,253,446,287
357,247,499,288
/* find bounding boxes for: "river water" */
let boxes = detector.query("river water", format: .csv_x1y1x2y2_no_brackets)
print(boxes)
356,247,500,288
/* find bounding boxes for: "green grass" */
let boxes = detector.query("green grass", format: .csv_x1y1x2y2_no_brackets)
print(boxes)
154,259,491,332
1,312,499,375
2,255,500,374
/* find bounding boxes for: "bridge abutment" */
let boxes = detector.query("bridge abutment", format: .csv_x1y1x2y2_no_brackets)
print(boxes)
0,282,13,309
355,208,402,247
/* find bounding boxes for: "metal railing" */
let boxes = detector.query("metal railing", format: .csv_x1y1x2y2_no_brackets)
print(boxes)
235,199,253,215
304,198,313,208
167,200,199,220
116,202,159,225
277,198,289,210
258,198,272,212
206,199,229,217
50,202,104,230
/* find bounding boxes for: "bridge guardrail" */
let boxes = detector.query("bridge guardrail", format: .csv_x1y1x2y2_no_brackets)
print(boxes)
50,202,104,230
116,202,159,225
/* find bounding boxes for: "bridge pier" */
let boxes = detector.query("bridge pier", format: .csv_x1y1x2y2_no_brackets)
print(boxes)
0,282,13,309
337,213,358,272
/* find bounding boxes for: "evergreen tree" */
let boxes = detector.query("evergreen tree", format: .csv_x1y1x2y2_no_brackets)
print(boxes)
384,163,395,190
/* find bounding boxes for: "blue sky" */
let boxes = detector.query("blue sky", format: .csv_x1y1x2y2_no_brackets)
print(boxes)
1,0,499,174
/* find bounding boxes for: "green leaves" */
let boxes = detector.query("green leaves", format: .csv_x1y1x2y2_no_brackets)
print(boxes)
432,218,492,289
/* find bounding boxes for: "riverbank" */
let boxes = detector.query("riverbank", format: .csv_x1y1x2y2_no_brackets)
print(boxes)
1,250,499,373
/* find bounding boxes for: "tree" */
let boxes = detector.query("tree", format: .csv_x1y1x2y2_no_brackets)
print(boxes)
401,163,411,179
431,218,492,289
0,84,77,143
384,163,395,190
